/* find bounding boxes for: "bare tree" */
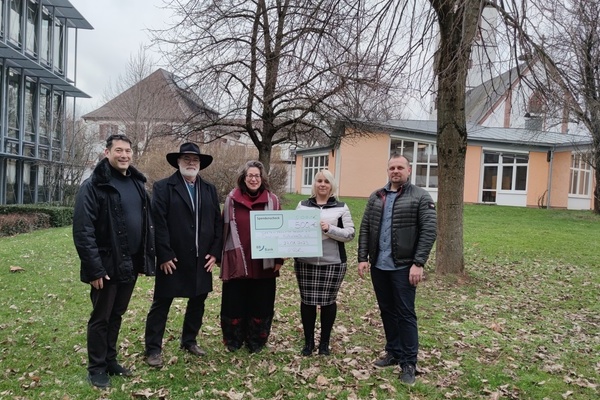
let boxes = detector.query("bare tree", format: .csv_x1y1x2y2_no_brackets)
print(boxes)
152,0,490,274
493,0,600,212
156,0,592,275
101,46,157,156
153,0,409,172
424,0,482,274
35,114,97,206
86,46,219,159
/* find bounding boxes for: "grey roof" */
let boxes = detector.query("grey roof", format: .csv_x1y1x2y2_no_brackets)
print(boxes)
465,64,528,124
368,119,591,150
83,69,218,122
44,0,93,30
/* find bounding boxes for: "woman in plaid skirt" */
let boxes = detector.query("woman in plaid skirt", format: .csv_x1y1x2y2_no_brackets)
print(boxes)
294,169,355,356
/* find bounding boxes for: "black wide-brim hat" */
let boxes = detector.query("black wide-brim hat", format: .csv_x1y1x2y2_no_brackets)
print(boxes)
166,142,213,170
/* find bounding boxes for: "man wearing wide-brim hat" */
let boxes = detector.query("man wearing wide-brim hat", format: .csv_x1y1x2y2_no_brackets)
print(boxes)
144,142,223,367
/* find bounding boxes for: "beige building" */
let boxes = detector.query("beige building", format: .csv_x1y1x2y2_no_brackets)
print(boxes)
294,120,594,210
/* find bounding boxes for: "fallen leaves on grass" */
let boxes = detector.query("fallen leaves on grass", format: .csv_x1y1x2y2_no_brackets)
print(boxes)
131,388,169,398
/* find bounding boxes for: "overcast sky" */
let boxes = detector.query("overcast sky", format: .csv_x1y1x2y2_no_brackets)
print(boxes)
67,0,429,119
69,0,169,115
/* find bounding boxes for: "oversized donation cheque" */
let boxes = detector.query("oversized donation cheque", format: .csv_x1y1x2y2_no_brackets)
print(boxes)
249,209,323,259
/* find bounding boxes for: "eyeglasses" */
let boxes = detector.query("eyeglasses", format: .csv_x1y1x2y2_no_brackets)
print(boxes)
246,174,261,180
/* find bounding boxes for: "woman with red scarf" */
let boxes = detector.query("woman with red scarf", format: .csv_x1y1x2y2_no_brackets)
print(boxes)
219,160,283,353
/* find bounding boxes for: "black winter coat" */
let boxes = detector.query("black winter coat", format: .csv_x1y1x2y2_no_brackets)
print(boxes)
73,158,156,283
152,172,223,298
358,181,437,267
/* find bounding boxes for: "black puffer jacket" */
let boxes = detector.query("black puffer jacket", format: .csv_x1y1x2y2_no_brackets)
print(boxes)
73,158,156,283
358,182,437,267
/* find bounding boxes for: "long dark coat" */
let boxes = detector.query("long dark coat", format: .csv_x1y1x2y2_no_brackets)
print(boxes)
152,171,223,298
73,158,156,284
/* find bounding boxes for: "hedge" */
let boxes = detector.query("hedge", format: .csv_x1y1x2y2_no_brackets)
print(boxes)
0,205,73,228
0,213,51,237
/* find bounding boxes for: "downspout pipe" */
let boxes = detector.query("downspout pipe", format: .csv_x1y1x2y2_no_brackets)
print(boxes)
546,147,554,209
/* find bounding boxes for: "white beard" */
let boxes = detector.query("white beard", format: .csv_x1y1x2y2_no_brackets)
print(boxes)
179,166,199,179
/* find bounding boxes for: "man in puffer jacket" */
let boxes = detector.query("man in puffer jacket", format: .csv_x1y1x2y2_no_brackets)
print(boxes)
73,134,155,388
358,153,436,385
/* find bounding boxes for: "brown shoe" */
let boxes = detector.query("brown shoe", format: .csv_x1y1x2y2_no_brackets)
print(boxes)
182,344,206,357
145,353,163,368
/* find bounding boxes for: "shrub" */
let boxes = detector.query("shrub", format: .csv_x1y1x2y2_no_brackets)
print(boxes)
0,205,73,227
136,139,293,202
267,162,289,199
0,213,51,237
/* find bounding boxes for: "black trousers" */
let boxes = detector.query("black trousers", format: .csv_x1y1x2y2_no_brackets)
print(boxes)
87,278,136,374
145,293,208,356
221,278,276,319
220,278,276,350
370,266,418,366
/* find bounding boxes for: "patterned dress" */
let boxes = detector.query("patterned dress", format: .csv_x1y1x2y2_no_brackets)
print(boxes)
294,197,355,305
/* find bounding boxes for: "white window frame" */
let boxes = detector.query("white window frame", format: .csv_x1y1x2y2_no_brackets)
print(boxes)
302,154,328,187
480,150,529,203
390,138,438,189
569,152,592,197
498,153,528,192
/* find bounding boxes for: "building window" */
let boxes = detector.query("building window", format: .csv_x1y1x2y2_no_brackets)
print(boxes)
24,77,36,142
23,162,34,204
569,153,591,196
39,146,49,160
37,164,48,201
52,93,63,149
9,0,22,45
1,0,5,38
40,7,51,64
390,139,438,188
37,164,58,202
500,154,528,191
6,159,18,204
7,68,20,139
25,0,37,55
53,20,64,73
482,151,528,203
302,155,328,186
39,85,51,144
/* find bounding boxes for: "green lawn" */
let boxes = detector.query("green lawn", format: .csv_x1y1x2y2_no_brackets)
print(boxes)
0,196,598,399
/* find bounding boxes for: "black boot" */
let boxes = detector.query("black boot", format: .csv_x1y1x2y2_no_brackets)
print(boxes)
246,315,273,353
301,339,315,356
300,303,317,356
318,341,330,356
318,303,335,356
221,315,244,352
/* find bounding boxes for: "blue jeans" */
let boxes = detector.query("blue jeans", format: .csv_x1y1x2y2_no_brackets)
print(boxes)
370,266,418,365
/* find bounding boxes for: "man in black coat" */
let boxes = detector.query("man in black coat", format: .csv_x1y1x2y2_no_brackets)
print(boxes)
144,143,223,368
73,134,155,388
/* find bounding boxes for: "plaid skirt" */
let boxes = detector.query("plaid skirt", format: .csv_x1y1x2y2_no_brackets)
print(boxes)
294,261,347,306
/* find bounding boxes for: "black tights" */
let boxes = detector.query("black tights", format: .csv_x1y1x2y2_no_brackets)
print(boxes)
300,302,337,344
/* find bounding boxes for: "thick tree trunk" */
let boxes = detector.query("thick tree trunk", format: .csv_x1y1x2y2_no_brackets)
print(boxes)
257,141,273,173
435,62,467,274
431,0,481,274
594,138,600,213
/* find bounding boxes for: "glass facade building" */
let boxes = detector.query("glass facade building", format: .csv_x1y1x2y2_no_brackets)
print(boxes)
0,0,91,204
